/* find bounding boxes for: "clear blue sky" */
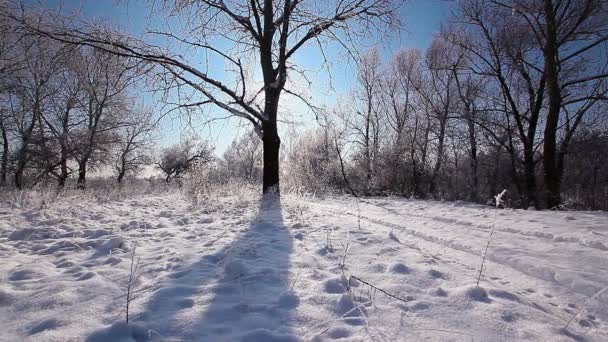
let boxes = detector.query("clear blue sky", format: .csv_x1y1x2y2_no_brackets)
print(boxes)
37,0,454,152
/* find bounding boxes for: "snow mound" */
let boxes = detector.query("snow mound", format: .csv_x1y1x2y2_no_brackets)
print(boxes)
85,321,151,342
93,237,131,257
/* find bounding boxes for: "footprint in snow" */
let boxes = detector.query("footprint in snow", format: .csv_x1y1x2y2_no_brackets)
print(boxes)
388,262,410,274
326,327,351,339
428,269,448,280
369,263,387,273
74,271,96,281
563,307,575,315
169,269,191,279
409,302,431,311
500,311,522,323
431,287,448,297
176,298,195,309
9,269,44,281
323,276,348,294
104,256,122,266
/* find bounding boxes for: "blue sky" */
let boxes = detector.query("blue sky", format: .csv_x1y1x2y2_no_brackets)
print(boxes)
38,0,454,152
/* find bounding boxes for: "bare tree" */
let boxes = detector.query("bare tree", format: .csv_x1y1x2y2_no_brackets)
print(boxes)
157,139,213,184
222,130,262,182
8,35,67,188
416,36,458,197
342,49,384,193
114,107,156,184
441,31,485,201
72,47,142,189
38,59,81,186
380,49,420,193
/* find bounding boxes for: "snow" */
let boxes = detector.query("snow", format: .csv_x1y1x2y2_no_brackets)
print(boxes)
1,191,607,341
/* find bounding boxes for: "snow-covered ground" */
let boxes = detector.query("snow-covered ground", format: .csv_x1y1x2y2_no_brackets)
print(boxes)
1,190,607,341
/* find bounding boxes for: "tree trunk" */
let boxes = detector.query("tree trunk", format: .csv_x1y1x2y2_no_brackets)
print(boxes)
262,121,281,194
117,171,125,184
14,157,26,189
542,0,562,209
0,120,8,186
57,144,69,187
77,159,87,189
117,154,127,184
58,157,68,187
335,136,357,197
523,148,538,209
466,112,478,202
14,139,29,189
429,116,447,196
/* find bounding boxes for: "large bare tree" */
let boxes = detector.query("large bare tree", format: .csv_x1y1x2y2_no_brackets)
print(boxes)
489,0,608,208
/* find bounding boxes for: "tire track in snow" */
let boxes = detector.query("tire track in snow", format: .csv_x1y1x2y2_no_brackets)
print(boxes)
365,201,608,252
307,200,608,306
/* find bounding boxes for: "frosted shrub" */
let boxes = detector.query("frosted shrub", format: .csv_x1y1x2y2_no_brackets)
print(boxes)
183,162,213,206
476,190,507,287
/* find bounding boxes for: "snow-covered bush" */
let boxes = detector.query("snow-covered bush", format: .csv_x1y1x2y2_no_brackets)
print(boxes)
282,129,344,195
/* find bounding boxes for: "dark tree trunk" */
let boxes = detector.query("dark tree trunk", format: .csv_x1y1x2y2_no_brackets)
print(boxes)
542,0,562,209
14,157,26,189
467,117,478,202
429,116,447,196
77,159,87,189
262,121,280,194
0,120,8,186
14,104,39,189
117,171,125,184
117,154,127,184
14,138,30,190
58,157,68,187
523,149,538,209
334,136,357,197
57,144,69,187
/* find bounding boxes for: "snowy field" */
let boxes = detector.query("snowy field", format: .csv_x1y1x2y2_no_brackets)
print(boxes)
1,189,607,341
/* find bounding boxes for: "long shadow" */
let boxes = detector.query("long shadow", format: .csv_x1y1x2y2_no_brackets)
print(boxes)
139,194,295,341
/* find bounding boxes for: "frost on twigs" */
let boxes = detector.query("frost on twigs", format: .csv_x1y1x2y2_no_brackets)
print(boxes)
494,189,507,208
476,190,507,288
105,242,156,324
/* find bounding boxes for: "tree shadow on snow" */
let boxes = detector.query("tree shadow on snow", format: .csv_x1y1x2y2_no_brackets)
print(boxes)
138,194,296,341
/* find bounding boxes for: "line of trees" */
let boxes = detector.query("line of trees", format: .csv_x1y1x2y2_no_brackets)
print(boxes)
1,0,403,194
0,22,155,188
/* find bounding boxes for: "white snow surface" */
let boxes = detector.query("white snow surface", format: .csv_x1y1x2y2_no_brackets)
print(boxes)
1,192,607,341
